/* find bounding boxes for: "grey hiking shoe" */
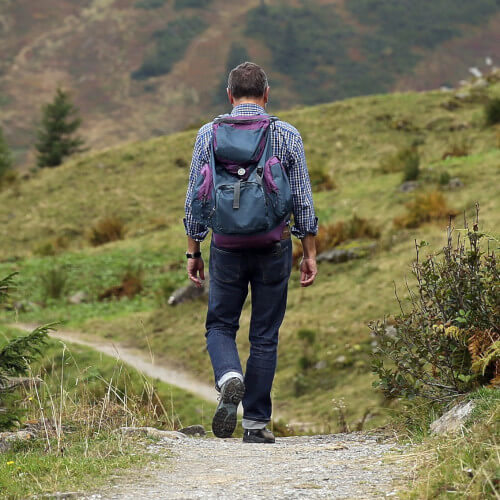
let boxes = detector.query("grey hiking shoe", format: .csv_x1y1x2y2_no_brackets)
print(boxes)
212,377,245,438
243,427,275,443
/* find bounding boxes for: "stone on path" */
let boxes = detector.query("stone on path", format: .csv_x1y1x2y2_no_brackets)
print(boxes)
179,425,206,436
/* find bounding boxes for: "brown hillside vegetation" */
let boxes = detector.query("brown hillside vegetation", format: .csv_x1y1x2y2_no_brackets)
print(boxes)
1,0,500,167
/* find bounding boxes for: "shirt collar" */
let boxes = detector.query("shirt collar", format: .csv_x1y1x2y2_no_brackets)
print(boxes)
230,103,267,116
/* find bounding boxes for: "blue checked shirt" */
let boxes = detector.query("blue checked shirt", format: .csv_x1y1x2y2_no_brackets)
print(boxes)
183,103,318,241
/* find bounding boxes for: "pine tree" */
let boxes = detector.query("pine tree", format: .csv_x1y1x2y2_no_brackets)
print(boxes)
0,273,51,429
35,88,85,168
0,126,13,180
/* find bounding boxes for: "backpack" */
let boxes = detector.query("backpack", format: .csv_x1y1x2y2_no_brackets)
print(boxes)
191,114,293,248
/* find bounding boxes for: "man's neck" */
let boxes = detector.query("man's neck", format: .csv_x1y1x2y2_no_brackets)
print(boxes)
232,99,266,108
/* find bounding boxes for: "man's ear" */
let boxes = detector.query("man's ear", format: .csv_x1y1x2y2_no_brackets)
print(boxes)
227,88,234,105
264,86,270,105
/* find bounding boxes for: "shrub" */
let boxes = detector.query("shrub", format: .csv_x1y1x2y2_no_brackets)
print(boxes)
371,213,499,403
379,147,419,175
484,97,500,126
98,268,143,301
294,328,318,396
0,126,13,181
135,0,166,9
394,191,457,228
174,0,211,9
32,236,69,256
293,215,380,263
88,216,126,246
308,167,336,191
442,135,471,159
402,149,420,182
40,266,68,300
0,274,51,429
438,170,451,186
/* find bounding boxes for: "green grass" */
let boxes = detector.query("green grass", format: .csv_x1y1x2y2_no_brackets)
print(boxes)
404,388,500,499
0,81,499,430
0,325,214,497
0,431,163,499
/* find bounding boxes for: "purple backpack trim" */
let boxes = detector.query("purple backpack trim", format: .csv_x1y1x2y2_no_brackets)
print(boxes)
263,156,280,193
197,163,213,200
213,220,287,249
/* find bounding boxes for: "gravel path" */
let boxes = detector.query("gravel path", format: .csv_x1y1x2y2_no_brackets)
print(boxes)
87,433,411,499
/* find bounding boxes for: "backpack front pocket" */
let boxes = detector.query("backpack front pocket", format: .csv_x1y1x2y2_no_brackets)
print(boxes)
213,182,269,234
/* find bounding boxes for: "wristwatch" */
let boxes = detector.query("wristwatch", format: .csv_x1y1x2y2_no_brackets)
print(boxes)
185,251,202,259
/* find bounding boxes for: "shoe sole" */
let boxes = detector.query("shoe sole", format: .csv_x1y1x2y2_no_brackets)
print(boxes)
242,435,275,444
212,378,245,438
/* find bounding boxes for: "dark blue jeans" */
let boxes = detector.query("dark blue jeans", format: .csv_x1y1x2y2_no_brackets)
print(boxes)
205,238,292,428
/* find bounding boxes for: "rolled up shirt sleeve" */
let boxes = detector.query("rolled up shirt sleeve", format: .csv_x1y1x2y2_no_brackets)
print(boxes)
288,133,319,239
183,126,211,242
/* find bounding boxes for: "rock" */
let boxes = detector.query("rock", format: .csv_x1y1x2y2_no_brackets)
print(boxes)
447,177,464,190
68,291,88,305
314,360,327,370
119,427,188,440
179,425,206,437
455,91,471,101
398,181,419,193
430,400,475,435
472,78,488,89
0,430,36,452
168,280,208,306
316,243,376,264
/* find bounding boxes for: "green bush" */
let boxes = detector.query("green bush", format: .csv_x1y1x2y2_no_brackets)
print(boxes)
371,215,499,403
134,0,166,8
402,149,420,181
40,266,68,301
174,0,211,8
0,274,50,429
0,126,13,182
379,147,419,175
132,17,207,80
438,170,451,186
485,97,500,126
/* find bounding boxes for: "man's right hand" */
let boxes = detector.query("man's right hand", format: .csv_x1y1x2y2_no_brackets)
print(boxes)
187,258,205,288
300,257,317,287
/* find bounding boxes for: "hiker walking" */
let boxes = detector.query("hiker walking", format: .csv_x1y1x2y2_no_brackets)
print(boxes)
184,62,318,443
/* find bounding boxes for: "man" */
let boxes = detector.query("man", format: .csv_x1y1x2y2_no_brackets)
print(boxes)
184,62,318,443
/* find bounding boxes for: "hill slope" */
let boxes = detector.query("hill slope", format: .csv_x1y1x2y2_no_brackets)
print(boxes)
1,0,500,166
0,77,499,429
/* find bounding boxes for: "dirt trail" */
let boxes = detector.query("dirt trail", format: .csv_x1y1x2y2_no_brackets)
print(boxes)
85,433,411,499
13,323,218,404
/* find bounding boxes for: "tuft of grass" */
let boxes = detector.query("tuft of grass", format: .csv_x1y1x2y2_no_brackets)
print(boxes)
394,191,457,228
88,216,126,247
40,266,68,301
484,97,500,126
442,135,471,159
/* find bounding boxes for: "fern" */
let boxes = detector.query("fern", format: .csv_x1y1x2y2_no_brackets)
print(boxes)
471,340,500,376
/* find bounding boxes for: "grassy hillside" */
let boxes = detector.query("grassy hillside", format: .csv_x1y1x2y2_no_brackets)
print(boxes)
1,0,500,165
0,76,499,430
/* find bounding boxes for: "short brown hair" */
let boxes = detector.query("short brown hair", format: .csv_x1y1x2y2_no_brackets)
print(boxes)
227,62,268,99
